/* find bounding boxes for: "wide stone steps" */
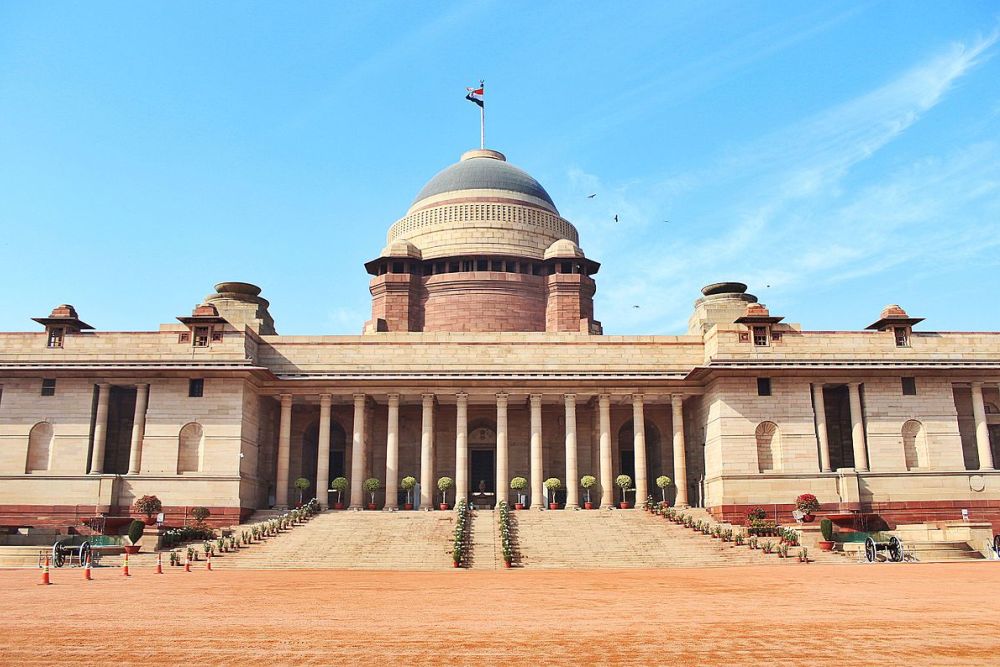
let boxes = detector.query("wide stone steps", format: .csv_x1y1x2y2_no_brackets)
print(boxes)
210,510,457,570
467,509,498,570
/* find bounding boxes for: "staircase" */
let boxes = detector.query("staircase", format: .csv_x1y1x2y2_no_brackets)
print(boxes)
512,509,832,568
467,509,498,570
212,510,457,570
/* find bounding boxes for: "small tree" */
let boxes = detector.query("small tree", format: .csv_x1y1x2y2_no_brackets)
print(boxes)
438,476,454,506
655,475,672,503
400,476,417,505
294,477,311,505
331,477,348,505
363,478,381,506
126,519,145,545
191,506,211,525
820,518,834,542
580,475,597,504
133,495,162,521
615,474,633,505
510,476,528,506
543,477,562,506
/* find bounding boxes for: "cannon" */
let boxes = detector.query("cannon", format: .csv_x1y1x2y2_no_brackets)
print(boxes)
864,536,904,563
48,540,92,568
992,534,1000,560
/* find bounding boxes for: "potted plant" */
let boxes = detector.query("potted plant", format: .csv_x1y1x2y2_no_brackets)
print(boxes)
818,518,835,551
123,519,144,554
191,506,211,525
654,475,671,505
292,477,310,507
133,495,162,526
543,477,562,509
615,474,633,509
438,476,454,510
580,475,597,509
795,493,820,521
363,478,380,510
331,477,348,509
401,476,416,510
510,476,528,509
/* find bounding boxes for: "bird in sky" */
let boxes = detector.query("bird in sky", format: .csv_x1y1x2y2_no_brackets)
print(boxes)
632,305,640,309
614,214,619,223
587,193,597,198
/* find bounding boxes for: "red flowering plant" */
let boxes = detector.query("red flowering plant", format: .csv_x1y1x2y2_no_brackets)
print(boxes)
795,493,820,515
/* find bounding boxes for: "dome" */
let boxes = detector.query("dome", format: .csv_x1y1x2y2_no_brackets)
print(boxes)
411,149,558,213
543,239,585,260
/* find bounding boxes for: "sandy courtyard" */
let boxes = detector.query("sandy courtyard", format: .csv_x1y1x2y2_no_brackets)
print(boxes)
2,563,999,665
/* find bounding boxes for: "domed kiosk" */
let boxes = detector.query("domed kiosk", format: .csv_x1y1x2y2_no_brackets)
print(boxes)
364,149,601,334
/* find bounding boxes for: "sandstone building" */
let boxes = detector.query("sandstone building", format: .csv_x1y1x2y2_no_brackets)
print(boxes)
1,147,999,531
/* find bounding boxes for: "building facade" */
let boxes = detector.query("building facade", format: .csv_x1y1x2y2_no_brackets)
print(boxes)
2,148,999,530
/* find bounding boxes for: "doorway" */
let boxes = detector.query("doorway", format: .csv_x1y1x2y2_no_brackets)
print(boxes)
470,449,495,494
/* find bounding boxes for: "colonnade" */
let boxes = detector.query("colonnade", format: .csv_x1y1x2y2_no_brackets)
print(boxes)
89,382,150,475
275,391,691,510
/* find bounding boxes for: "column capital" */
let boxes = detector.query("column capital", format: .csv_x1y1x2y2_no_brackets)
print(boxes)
353,392,366,405
422,392,436,406
387,393,400,405
496,391,509,405
319,393,332,406
671,393,684,408
97,382,111,390
598,393,611,406
847,381,862,389
530,393,543,406
135,382,150,390
971,380,985,389
632,393,644,404
456,391,469,402
279,393,293,407
564,393,576,404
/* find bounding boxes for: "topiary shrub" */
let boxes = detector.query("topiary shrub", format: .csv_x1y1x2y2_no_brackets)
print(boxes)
437,476,454,507
580,475,597,505
331,477,349,505
510,476,528,506
363,478,381,506
655,475,672,503
400,476,417,506
543,477,562,506
615,474,633,505
191,506,211,524
127,519,145,545
294,477,311,505
820,518,834,542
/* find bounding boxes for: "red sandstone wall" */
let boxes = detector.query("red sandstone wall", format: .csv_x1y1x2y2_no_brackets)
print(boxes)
420,272,547,333
546,273,596,332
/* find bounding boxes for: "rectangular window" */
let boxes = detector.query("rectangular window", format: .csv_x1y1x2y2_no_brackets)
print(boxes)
188,379,204,398
505,261,516,273
901,377,917,395
476,259,488,271
41,378,56,396
753,326,769,347
756,377,772,396
193,327,210,348
178,332,191,344
47,328,64,348
894,327,909,347
211,331,223,342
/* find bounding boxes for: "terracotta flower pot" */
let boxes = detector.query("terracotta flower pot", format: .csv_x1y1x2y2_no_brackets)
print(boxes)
143,516,156,526
334,502,345,510
439,503,450,511
123,544,140,554
549,502,560,510
366,503,377,511
514,503,524,510
452,561,460,568
802,514,816,523
619,502,631,510
584,502,593,510
404,503,414,510
503,560,512,568
818,540,834,551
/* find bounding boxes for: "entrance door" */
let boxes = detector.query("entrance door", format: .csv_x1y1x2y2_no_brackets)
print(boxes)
469,449,495,507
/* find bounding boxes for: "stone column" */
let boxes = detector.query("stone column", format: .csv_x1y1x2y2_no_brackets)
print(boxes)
275,393,293,507
812,384,832,472
455,392,469,505
564,394,579,509
529,393,544,508
385,393,400,509
632,394,648,505
598,394,613,507
971,382,995,470
671,394,689,507
496,392,509,508
847,382,869,472
316,394,332,508
350,393,366,508
89,383,111,474
419,393,435,508
127,383,149,474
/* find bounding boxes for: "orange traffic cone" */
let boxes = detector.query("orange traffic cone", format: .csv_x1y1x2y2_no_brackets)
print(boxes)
40,555,51,585
206,551,212,571
184,551,191,572
122,552,130,577
84,555,92,581
155,553,163,575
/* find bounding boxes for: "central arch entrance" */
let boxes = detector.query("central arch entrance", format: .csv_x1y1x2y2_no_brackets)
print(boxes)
468,420,496,507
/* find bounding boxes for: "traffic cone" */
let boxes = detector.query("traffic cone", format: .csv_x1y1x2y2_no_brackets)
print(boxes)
155,552,163,575
184,551,191,572
84,555,92,581
40,555,51,585
206,551,212,571
122,552,130,577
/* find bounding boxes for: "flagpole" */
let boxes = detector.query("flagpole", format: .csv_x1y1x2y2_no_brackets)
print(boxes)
480,80,485,149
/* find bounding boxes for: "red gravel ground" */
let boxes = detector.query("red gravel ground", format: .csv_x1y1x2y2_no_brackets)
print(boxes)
2,563,999,665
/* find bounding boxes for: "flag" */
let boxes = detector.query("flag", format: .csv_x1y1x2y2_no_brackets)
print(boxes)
465,83,484,108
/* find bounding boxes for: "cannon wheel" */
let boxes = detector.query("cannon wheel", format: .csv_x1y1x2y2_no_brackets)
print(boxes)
864,537,876,563
993,534,1000,557
888,536,904,562
51,541,65,568
78,541,92,567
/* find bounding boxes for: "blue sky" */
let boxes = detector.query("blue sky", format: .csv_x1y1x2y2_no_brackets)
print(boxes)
1,2,998,335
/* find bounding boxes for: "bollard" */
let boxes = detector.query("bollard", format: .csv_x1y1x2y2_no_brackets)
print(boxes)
40,555,51,586
155,552,163,575
206,551,212,571
122,552,130,577
84,555,92,581
184,551,191,572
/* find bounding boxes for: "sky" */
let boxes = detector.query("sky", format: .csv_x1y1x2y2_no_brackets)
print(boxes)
1,1,998,335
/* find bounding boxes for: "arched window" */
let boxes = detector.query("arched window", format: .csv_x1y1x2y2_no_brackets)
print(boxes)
26,422,53,473
177,422,204,474
755,421,781,472
902,420,927,470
